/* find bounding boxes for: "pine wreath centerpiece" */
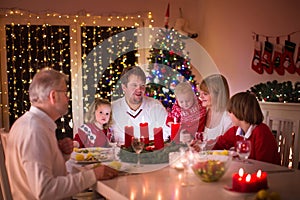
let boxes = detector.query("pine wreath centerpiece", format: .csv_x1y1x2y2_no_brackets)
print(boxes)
118,142,185,164
248,80,300,103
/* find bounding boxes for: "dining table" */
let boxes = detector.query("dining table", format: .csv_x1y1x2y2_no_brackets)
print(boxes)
94,158,300,200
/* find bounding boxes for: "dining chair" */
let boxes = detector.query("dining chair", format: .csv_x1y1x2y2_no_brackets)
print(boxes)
267,117,300,169
0,129,13,200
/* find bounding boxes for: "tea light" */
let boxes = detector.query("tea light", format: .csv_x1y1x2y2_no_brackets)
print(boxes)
232,168,268,193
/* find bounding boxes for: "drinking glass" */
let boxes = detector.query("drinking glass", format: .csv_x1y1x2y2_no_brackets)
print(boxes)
198,132,208,152
131,137,145,167
180,148,195,187
108,131,119,161
236,140,251,162
180,130,192,149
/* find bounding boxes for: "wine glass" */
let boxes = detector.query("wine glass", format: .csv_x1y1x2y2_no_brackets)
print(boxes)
180,148,195,187
236,140,251,162
131,137,145,168
180,130,192,149
198,132,208,152
108,131,119,161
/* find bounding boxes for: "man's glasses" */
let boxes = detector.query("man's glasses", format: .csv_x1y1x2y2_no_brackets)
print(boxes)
55,90,70,98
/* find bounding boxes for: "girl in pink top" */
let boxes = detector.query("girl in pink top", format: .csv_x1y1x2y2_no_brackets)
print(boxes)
74,98,113,148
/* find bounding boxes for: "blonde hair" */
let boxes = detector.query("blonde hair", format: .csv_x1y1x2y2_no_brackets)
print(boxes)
85,98,112,129
174,82,195,98
199,74,229,112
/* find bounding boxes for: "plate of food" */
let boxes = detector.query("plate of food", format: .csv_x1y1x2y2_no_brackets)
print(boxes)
72,147,113,164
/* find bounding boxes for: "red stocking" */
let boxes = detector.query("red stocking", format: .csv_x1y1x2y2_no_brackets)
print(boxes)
295,45,300,75
280,40,296,74
251,41,263,74
272,41,284,75
261,40,273,74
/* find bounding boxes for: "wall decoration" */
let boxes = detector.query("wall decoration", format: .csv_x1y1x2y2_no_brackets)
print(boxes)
251,31,300,76
248,80,300,103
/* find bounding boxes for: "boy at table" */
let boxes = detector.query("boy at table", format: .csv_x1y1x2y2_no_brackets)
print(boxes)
111,66,170,143
212,92,280,165
5,68,118,199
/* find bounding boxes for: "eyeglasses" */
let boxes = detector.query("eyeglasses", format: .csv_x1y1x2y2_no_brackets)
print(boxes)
55,90,70,98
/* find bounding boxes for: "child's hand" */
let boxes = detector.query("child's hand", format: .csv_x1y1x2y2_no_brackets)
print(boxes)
190,139,201,152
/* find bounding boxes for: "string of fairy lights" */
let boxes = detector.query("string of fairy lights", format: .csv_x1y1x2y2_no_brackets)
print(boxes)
0,8,153,134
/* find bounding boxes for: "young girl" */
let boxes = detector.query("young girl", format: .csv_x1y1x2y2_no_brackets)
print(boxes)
212,92,280,165
73,98,113,148
166,82,206,138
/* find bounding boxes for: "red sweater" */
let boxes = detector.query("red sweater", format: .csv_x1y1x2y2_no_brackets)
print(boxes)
166,97,206,136
213,123,280,165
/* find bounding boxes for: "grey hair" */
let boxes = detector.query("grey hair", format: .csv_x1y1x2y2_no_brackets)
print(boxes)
29,68,68,103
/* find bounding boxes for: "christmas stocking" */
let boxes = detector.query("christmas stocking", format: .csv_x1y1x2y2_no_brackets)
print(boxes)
295,45,300,75
280,40,296,74
272,42,284,75
251,41,263,74
261,41,273,74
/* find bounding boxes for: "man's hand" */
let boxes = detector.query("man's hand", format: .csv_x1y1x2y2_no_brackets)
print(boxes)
58,137,74,155
94,165,119,180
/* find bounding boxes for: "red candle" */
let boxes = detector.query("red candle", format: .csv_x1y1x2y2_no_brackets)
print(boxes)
232,168,268,193
255,170,268,190
171,118,180,144
140,122,149,144
153,127,164,150
124,126,134,147
232,168,245,192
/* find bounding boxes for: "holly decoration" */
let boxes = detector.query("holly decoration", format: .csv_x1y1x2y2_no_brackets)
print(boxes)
248,80,300,103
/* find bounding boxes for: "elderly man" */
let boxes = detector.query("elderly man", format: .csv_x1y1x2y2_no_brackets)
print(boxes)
6,68,118,199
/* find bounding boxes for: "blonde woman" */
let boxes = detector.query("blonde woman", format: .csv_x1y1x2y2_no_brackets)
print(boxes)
74,98,113,148
198,74,233,149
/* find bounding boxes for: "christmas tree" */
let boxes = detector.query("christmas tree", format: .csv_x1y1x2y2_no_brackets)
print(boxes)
146,28,198,111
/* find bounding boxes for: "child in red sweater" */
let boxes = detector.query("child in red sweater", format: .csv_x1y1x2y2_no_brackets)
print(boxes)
212,92,280,165
166,82,206,139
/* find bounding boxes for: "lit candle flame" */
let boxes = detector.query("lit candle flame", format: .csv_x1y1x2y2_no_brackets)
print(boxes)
246,174,251,182
257,170,262,178
174,117,177,124
238,168,244,177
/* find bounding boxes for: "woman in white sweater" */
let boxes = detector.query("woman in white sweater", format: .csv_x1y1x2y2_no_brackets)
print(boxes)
198,74,233,150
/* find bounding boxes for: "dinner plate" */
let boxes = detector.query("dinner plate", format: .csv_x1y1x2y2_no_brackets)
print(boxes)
71,147,113,163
